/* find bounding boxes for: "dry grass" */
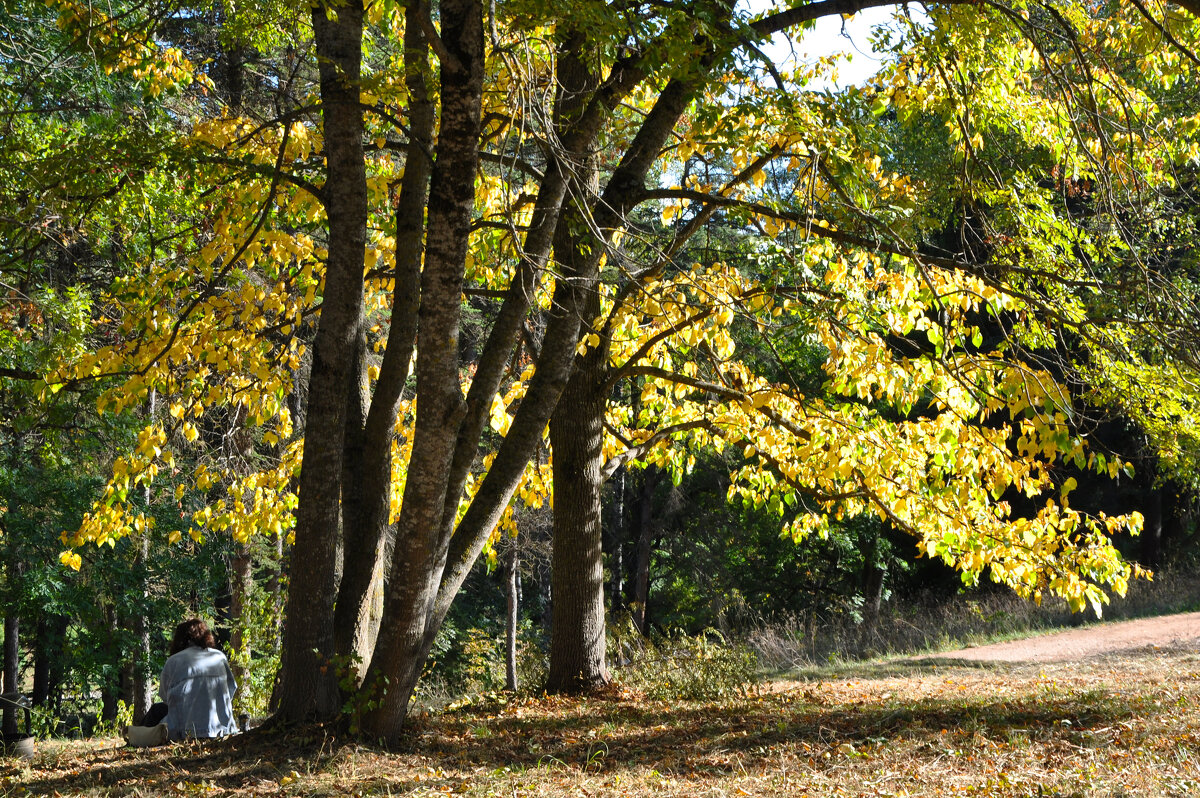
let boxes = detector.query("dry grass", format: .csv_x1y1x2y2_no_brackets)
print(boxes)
747,568,1200,670
5,642,1200,797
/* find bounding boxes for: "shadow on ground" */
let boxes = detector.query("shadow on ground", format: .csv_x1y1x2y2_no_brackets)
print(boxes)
8,655,1158,798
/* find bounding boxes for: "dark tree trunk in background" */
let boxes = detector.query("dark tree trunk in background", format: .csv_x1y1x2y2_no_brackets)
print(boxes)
31,615,66,714
861,532,885,630
1141,488,1163,570
101,606,119,722
505,545,519,691
229,542,253,689
607,468,627,613
2,614,18,736
631,467,658,634
31,620,49,709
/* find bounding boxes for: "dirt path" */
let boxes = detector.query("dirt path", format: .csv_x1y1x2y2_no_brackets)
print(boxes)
930,610,1200,663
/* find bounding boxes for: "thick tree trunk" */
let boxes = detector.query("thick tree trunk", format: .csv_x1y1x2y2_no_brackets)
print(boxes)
333,0,434,670
358,0,484,740
543,36,605,687
547,341,610,691
274,0,367,724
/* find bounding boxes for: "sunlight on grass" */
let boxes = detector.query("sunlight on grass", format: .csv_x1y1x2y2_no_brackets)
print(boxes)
5,645,1200,796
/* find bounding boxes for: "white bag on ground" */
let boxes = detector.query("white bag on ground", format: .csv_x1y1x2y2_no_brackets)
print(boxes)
124,723,169,747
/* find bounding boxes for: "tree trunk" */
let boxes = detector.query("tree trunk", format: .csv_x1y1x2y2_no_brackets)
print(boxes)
505,545,519,692
357,0,484,739
131,519,154,723
631,467,658,635
333,0,434,670
274,0,367,724
269,529,285,656
32,615,66,714
31,619,49,710
1141,488,1163,570
862,550,885,631
2,613,18,736
607,468,626,612
547,339,610,692
228,542,253,689
101,605,119,723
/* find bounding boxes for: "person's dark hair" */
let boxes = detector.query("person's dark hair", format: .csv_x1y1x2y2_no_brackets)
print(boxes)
170,618,215,655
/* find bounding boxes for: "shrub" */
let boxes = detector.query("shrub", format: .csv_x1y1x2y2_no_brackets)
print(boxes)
615,624,759,700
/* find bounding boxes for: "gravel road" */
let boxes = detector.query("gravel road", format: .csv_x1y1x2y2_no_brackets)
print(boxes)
930,610,1200,663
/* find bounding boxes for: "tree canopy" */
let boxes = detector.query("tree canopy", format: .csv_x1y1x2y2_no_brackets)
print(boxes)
3,0,1199,741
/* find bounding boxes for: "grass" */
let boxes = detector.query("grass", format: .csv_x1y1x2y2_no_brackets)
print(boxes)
746,567,1200,670
5,641,1200,797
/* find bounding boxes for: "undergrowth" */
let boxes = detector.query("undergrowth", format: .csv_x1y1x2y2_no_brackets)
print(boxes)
746,566,1200,671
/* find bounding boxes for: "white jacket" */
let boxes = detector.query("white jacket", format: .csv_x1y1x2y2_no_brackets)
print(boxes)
159,645,238,740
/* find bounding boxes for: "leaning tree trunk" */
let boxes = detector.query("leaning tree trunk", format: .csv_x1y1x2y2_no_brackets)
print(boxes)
357,0,484,738
332,0,434,671
274,0,367,724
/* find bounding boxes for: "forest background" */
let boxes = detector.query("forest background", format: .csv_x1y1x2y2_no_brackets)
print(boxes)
1,0,1199,746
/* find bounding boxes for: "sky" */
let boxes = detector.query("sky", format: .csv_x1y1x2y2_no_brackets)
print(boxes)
756,4,924,89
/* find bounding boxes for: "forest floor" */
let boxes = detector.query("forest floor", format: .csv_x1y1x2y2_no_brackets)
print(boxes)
5,612,1200,797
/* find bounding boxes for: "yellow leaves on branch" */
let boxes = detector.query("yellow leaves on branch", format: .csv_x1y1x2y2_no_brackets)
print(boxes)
590,248,1143,612
49,0,213,99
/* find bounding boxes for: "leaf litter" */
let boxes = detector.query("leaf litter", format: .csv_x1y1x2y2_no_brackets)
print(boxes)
4,644,1200,797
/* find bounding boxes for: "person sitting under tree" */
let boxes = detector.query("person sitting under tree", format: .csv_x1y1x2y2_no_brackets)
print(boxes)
129,618,238,745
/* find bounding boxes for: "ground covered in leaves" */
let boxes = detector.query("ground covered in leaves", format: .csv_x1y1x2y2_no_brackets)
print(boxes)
5,644,1200,797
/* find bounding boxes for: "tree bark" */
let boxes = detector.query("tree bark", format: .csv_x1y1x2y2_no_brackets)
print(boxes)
860,529,885,630
607,468,626,612
2,613,18,736
101,605,119,723
31,615,66,714
228,542,254,691
505,544,519,692
547,337,610,691
274,0,367,724
631,467,658,635
333,0,435,669
358,0,484,740
1141,488,1164,570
